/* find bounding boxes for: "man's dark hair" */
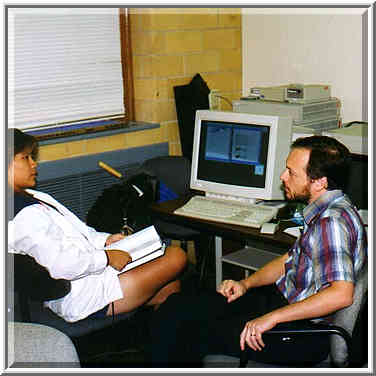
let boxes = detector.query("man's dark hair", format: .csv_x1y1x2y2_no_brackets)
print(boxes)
7,128,38,165
291,135,351,191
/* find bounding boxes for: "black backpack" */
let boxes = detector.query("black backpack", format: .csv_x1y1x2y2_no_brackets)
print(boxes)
86,172,158,234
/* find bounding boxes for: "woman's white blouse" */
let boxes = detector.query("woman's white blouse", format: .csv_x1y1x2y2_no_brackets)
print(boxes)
8,189,123,322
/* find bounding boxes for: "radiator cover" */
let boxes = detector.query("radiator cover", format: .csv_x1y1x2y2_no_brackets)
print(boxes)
36,143,168,221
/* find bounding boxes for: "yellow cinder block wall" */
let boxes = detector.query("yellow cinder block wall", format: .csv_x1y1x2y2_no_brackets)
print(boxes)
131,8,242,156
38,8,242,162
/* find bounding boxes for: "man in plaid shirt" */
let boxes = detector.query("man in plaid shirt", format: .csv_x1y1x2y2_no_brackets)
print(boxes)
148,135,367,366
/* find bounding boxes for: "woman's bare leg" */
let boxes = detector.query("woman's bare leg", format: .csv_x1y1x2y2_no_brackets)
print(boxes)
146,279,181,310
107,245,187,316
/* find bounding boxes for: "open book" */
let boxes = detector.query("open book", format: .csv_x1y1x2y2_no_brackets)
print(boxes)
105,225,165,272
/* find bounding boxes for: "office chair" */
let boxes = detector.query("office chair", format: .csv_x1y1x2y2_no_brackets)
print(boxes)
8,253,150,365
203,263,368,368
139,156,213,283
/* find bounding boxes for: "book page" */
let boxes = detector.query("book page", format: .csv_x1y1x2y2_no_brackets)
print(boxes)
121,244,166,272
105,225,162,261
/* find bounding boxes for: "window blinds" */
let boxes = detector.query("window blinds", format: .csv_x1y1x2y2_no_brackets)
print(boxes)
7,8,124,130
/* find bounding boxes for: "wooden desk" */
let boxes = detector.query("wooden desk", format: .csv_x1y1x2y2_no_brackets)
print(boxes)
150,197,297,286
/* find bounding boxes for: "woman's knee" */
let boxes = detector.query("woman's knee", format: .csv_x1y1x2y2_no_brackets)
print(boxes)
165,245,187,271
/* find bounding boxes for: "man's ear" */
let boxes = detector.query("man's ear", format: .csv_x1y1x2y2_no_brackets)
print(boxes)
312,176,328,193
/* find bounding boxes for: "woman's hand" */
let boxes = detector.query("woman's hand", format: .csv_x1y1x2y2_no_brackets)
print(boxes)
105,250,132,271
240,313,278,352
105,233,125,247
216,279,247,303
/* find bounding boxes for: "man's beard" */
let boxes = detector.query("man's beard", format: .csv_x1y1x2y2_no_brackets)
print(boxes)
281,182,311,203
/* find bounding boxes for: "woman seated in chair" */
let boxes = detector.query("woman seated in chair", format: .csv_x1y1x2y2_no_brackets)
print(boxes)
8,128,187,323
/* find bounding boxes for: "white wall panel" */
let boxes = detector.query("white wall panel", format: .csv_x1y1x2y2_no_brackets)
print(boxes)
242,8,368,123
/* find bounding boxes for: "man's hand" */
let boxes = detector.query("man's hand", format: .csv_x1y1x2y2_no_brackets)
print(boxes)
105,233,125,246
217,279,247,303
105,250,132,271
240,312,277,352
239,280,355,352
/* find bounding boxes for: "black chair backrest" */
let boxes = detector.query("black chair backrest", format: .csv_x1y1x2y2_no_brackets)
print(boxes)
140,156,192,197
174,73,210,160
9,253,71,302
8,253,71,322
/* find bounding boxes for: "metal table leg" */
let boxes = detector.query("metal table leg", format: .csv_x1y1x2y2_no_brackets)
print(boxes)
215,236,222,288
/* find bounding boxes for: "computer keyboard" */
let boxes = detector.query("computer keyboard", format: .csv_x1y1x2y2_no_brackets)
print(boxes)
174,196,279,228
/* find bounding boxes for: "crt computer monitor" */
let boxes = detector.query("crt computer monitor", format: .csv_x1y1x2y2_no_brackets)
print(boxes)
190,110,293,203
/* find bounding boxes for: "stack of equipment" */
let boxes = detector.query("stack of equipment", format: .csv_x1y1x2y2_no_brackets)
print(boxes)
235,83,341,135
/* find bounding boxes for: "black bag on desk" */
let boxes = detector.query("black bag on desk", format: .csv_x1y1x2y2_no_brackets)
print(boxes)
86,172,158,234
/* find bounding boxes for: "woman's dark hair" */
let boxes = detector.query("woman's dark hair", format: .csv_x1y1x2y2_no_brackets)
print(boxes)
291,135,351,191
7,128,38,165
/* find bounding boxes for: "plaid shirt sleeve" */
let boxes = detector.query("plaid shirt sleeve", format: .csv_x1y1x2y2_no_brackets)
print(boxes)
308,214,356,288
277,211,360,304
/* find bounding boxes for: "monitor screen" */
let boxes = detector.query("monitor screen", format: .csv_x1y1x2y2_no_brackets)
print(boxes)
191,110,293,203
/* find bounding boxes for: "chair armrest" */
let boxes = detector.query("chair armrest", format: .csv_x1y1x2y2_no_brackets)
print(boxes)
239,320,352,367
265,320,352,346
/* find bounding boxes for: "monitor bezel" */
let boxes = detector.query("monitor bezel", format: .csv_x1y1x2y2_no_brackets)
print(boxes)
190,110,292,202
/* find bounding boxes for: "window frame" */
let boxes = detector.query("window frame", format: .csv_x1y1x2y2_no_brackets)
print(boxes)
119,8,135,123
7,6,135,138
